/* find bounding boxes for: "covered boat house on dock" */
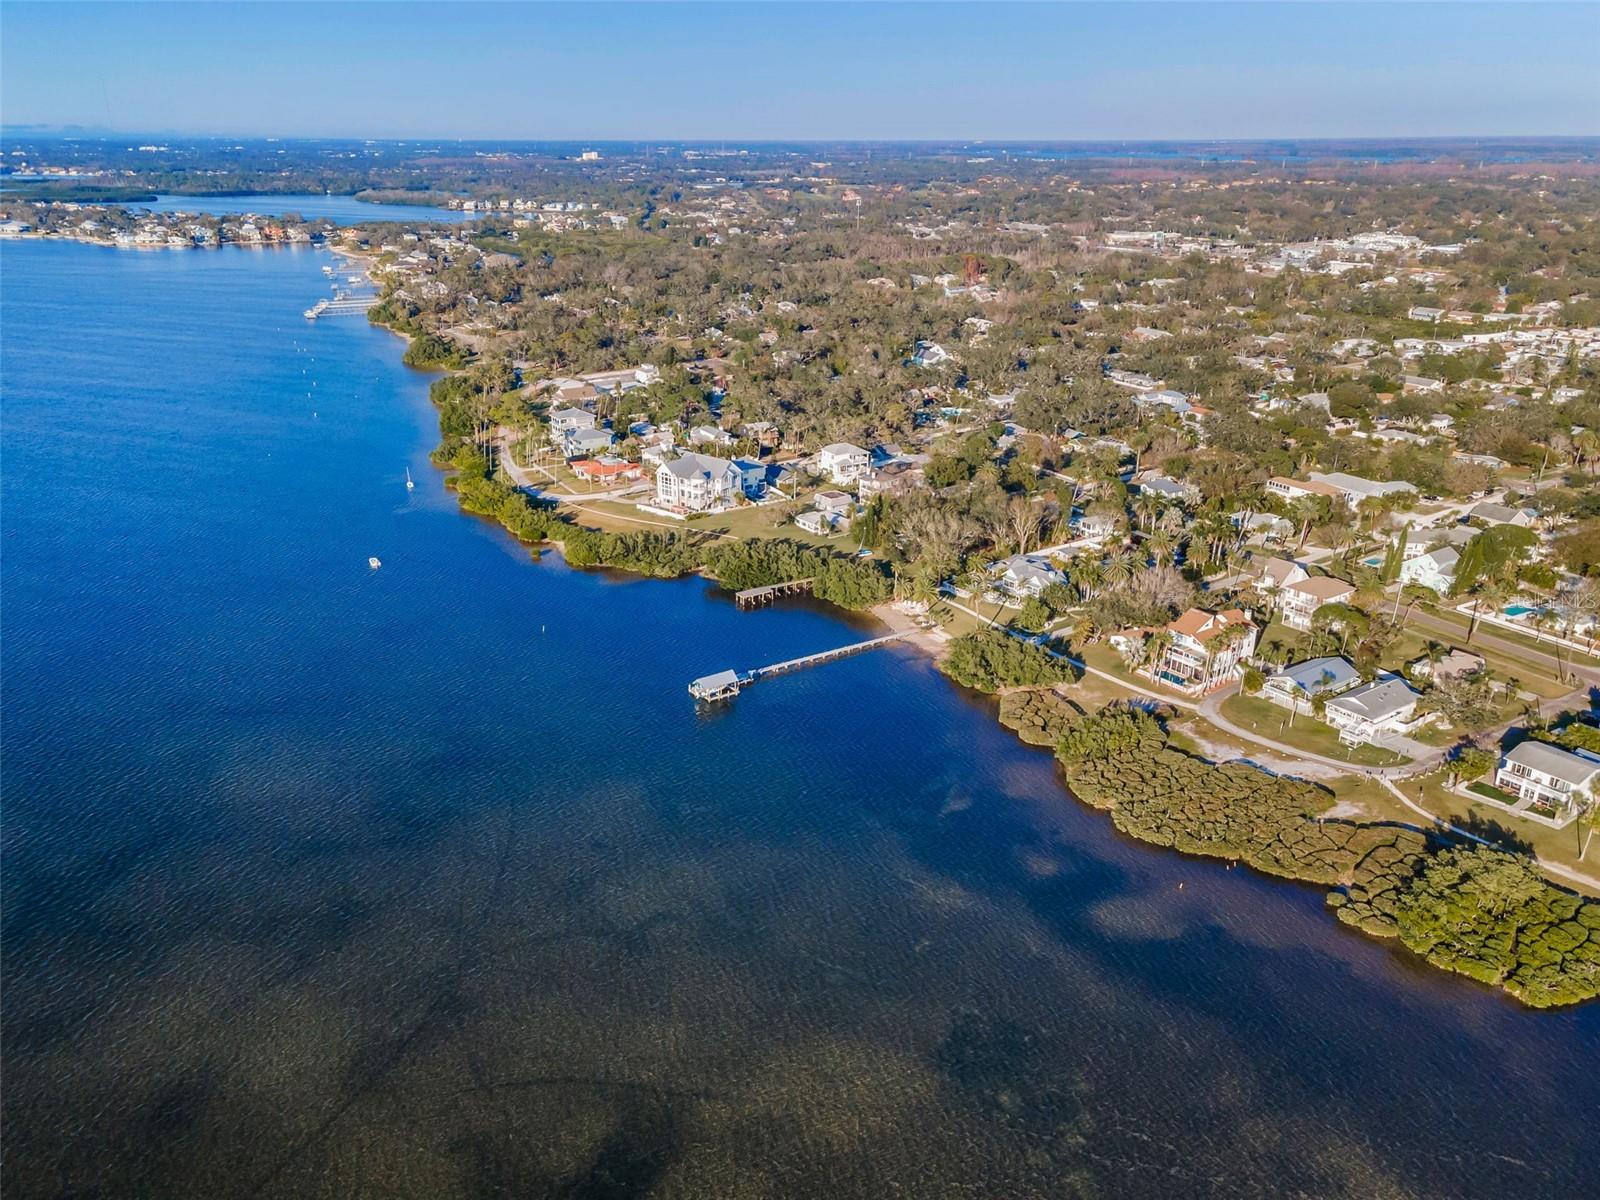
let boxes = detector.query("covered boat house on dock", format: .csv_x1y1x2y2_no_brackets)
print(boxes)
689,670,745,702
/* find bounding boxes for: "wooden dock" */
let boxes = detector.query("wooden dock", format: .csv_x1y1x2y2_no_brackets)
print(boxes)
304,295,377,320
734,577,814,610
688,632,911,702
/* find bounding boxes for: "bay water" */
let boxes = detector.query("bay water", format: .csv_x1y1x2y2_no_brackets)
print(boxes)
2,240,1594,1198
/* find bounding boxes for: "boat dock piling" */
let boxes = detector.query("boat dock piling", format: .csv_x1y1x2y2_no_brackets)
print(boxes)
734,577,814,610
304,295,377,320
689,632,911,703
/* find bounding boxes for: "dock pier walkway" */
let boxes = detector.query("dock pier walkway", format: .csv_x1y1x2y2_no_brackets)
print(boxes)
689,631,911,702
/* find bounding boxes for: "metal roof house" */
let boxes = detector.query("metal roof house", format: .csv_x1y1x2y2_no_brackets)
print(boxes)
1323,677,1423,747
1264,657,1361,707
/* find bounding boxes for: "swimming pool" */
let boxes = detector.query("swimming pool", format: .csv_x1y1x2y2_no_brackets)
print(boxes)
1504,604,1538,617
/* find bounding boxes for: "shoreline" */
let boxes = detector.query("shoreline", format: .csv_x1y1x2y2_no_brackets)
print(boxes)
0,229,330,252
19,233,1596,1009
434,452,1599,1005
369,268,1599,1007
494,466,1600,1005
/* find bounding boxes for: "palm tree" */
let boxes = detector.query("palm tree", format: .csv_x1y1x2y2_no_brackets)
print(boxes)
1466,577,1513,645
1069,558,1104,601
1103,550,1135,589
1203,625,1249,690
909,570,940,608
1572,429,1600,475
1294,495,1331,551
1146,629,1174,677
1264,637,1288,669
1146,528,1176,568
1424,639,1445,667
1532,608,1557,645
1577,788,1599,861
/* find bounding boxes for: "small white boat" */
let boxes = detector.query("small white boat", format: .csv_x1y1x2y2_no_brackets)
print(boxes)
405,467,415,491
368,557,382,570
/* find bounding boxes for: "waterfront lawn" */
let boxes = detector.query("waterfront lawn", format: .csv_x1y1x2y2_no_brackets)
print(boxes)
1325,774,1409,821
560,498,844,551
692,501,848,548
1221,694,1408,767
1078,644,1179,697
1395,776,1600,898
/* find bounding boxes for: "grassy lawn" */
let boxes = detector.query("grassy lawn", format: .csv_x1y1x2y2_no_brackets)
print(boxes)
1077,644,1187,698
1255,618,1308,663
1413,606,1600,666
1073,669,1162,711
1395,776,1600,896
1221,694,1408,767
1466,780,1520,805
1380,628,1569,699
1324,773,1410,821
1413,723,1462,748
563,497,845,550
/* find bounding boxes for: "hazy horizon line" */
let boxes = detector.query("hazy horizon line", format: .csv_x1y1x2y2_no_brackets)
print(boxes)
6,129,1598,145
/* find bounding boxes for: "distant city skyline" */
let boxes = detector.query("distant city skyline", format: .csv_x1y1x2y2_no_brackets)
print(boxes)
3,1,1597,141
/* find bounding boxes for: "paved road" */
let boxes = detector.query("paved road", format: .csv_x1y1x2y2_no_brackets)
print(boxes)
1403,605,1600,689
499,440,650,505
1197,684,1447,780
941,592,1600,888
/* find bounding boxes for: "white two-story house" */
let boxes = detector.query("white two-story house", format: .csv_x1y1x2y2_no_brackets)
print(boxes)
549,407,597,436
817,442,870,484
1146,608,1258,695
1494,741,1600,820
1322,677,1423,747
1400,547,1460,595
655,452,742,513
990,554,1068,603
1277,575,1357,632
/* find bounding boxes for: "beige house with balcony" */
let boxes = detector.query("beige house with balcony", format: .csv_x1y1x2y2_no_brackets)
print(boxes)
1277,576,1357,632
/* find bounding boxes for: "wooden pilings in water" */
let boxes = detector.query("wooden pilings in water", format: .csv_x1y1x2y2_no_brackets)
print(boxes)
734,577,814,610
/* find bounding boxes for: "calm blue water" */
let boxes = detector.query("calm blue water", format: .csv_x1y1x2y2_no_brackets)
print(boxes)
3,240,1596,1199
129,192,472,224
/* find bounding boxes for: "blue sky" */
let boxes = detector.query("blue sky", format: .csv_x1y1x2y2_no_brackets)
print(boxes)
3,2,1596,139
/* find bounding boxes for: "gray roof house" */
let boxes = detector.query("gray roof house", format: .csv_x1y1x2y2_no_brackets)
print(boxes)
992,554,1067,600
1399,546,1460,595
655,451,741,512
562,427,615,458
1467,501,1535,528
1264,657,1361,704
1136,475,1199,503
1323,678,1423,746
1494,741,1600,820
549,406,597,434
